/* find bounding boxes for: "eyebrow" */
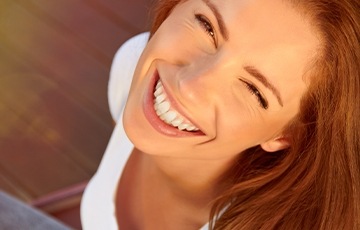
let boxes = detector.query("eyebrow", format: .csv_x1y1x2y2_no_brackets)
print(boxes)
244,66,284,107
201,0,229,40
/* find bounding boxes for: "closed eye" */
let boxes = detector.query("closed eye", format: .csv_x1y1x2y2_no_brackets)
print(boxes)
195,14,217,47
239,79,269,109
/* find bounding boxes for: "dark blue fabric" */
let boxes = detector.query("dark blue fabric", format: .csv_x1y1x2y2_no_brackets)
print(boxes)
0,191,71,230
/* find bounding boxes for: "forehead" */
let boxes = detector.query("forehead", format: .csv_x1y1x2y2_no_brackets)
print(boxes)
214,0,318,87
212,0,316,48
180,0,320,73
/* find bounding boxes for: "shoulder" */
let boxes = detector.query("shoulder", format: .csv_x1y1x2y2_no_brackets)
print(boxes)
108,32,150,122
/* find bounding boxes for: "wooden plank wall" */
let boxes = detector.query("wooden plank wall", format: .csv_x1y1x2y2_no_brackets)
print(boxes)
0,0,153,202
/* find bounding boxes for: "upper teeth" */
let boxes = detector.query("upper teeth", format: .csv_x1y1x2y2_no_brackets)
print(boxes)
153,80,199,132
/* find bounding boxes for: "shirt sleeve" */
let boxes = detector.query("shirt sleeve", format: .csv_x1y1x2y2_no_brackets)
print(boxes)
108,32,150,122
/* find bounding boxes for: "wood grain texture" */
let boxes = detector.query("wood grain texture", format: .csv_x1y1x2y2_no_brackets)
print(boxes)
0,0,153,205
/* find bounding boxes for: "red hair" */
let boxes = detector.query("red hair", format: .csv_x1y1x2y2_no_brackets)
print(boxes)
149,0,360,229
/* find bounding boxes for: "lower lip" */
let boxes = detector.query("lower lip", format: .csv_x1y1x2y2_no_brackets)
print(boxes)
142,70,204,137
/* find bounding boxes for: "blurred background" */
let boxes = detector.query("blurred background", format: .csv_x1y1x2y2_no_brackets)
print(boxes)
0,0,153,228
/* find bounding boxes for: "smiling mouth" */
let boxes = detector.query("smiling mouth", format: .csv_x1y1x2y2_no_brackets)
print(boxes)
153,80,200,132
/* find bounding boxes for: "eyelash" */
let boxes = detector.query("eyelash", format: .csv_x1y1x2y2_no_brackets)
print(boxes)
240,79,269,109
195,14,217,46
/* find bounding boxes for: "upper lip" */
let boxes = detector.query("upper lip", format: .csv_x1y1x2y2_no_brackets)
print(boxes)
156,69,203,132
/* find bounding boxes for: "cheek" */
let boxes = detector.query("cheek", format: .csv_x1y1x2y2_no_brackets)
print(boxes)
216,104,293,147
146,20,210,64
150,18,190,51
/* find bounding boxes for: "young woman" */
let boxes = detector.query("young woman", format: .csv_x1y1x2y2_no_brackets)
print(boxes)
81,0,360,229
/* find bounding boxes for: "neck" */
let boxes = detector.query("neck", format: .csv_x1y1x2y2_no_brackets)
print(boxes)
136,148,235,206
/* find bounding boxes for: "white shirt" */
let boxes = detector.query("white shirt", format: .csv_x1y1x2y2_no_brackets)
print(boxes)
80,32,210,230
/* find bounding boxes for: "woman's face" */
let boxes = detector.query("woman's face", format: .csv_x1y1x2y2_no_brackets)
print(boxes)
123,0,319,159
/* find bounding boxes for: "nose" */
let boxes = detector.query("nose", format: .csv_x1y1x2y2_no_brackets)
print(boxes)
175,57,226,104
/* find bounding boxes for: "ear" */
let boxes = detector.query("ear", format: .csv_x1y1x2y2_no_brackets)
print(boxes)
260,136,291,153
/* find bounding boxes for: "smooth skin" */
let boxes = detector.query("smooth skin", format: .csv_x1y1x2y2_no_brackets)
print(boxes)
117,0,320,229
